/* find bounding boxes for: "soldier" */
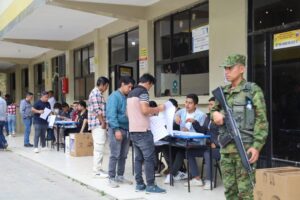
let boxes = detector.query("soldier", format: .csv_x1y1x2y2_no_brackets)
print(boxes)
211,54,268,200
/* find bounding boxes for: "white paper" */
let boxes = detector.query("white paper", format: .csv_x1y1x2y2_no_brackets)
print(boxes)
47,115,56,128
150,116,169,142
163,101,176,136
40,107,51,120
192,25,209,53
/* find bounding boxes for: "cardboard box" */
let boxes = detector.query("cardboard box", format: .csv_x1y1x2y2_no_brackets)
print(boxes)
65,136,70,155
254,166,300,200
69,133,93,157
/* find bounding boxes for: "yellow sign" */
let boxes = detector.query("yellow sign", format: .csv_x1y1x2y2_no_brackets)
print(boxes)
139,48,147,60
274,29,300,50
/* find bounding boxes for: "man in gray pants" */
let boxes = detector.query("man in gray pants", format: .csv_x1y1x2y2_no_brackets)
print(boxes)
106,76,135,188
31,91,50,153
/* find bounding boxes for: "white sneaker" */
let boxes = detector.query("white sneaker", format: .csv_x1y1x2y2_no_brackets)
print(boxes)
108,178,119,188
174,171,188,180
203,181,213,190
41,147,48,151
164,174,172,184
94,170,108,178
116,176,133,185
34,148,39,153
184,178,204,187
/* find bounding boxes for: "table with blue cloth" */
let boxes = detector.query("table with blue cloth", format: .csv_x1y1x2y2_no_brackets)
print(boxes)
54,121,78,152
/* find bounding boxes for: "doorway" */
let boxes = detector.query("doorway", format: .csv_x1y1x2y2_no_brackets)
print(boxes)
249,27,300,166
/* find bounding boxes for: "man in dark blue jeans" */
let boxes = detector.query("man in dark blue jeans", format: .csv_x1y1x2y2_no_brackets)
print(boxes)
0,91,8,149
32,91,51,153
20,92,34,147
127,74,166,194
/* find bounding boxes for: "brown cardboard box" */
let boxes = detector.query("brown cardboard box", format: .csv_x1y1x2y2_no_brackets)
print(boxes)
69,133,93,157
254,166,300,200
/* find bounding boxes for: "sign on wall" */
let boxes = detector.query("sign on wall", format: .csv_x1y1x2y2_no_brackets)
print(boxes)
274,29,300,50
192,25,209,53
139,48,148,69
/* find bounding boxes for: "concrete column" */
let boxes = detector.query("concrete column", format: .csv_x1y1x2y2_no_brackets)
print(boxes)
28,64,34,95
138,20,155,97
15,66,23,133
65,50,74,103
209,0,247,91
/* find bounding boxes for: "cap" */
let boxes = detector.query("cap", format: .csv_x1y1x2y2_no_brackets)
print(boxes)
219,54,246,68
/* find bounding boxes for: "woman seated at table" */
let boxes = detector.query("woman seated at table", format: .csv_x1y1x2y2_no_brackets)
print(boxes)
64,100,89,137
164,94,206,184
185,97,220,190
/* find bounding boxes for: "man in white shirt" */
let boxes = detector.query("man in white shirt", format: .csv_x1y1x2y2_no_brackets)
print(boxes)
47,90,56,111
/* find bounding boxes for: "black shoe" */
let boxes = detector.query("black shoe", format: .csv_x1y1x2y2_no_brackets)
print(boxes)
24,144,34,147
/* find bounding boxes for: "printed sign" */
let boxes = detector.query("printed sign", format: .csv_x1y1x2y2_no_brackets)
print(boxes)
274,29,300,50
192,25,209,53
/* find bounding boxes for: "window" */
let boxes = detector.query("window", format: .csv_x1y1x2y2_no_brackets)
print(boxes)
155,2,209,97
34,62,45,100
52,54,66,102
21,68,29,97
127,29,139,62
73,44,95,100
250,0,300,31
110,34,126,66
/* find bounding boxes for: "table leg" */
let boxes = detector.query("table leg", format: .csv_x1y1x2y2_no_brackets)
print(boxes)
210,140,213,190
186,140,190,193
169,143,173,186
57,126,60,151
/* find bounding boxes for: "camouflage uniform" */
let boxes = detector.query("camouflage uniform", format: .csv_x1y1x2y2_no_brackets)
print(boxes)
211,54,269,200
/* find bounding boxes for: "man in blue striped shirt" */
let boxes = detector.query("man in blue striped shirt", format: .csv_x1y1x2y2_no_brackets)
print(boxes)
106,76,135,188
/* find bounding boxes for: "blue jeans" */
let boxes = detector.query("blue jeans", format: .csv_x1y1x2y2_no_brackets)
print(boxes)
188,148,220,180
130,131,155,186
108,128,130,178
7,115,16,134
0,121,7,148
34,123,48,148
23,117,32,145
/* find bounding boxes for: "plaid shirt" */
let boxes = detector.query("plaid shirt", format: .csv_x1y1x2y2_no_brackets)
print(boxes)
88,87,106,131
7,104,17,115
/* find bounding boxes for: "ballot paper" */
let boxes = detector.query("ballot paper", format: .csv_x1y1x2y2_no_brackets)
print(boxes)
40,107,51,120
47,115,56,128
150,101,176,142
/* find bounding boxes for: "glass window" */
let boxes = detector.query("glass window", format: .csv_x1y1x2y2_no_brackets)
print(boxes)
74,50,81,77
128,29,139,62
74,78,85,100
155,17,171,61
111,34,125,65
173,10,190,57
73,44,95,100
85,75,95,99
252,0,300,31
82,47,89,76
154,2,209,97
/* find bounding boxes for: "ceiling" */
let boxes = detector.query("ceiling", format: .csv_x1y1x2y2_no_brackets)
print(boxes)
0,0,160,69
70,0,160,6
4,5,116,41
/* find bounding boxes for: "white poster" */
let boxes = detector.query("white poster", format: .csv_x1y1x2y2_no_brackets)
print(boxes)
192,25,209,53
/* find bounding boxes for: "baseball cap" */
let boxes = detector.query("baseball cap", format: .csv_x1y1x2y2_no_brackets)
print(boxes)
219,54,246,67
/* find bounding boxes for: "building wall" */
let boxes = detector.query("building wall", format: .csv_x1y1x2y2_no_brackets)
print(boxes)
0,73,6,95
6,0,249,129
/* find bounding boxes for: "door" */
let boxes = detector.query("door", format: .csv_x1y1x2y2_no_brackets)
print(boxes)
249,27,300,166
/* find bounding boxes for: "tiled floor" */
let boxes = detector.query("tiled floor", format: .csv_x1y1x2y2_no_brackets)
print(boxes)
6,134,225,200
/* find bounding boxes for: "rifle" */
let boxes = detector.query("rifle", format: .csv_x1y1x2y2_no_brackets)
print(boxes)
212,87,255,188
